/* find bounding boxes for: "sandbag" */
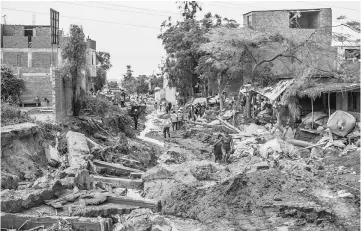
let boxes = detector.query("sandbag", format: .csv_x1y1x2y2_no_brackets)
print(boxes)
327,110,356,137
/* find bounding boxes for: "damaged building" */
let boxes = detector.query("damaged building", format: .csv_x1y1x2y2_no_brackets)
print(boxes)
243,8,360,119
0,24,97,107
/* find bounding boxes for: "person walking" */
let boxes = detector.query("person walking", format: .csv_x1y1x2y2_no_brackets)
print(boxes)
213,134,226,164
165,102,170,114
177,109,183,129
168,101,172,112
154,102,158,111
132,109,139,130
222,134,234,164
171,110,178,131
162,116,171,139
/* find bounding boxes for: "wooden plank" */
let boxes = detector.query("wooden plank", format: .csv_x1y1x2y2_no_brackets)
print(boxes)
1,213,111,231
92,175,143,189
107,196,160,212
93,159,144,174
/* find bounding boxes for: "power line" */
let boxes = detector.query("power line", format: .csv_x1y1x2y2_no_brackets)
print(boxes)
89,1,180,16
55,1,172,17
2,8,161,30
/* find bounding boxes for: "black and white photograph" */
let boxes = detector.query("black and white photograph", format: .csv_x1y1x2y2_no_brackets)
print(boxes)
0,0,360,230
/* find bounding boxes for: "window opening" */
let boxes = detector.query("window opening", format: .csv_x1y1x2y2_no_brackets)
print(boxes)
345,49,360,60
289,11,320,29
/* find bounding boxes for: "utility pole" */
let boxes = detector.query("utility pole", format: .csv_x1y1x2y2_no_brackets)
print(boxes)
2,15,6,24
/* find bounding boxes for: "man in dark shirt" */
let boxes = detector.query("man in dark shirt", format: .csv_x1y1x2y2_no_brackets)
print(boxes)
132,109,139,130
213,134,226,164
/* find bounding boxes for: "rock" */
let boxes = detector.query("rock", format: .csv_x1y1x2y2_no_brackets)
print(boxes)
1,172,19,190
299,188,306,193
84,193,107,205
337,190,353,198
60,177,75,189
74,170,93,190
333,140,346,148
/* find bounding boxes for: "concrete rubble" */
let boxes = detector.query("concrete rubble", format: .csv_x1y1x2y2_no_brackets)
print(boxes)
1,105,359,231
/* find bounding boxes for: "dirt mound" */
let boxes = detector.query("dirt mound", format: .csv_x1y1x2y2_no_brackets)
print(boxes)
160,169,340,230
1,123,47,180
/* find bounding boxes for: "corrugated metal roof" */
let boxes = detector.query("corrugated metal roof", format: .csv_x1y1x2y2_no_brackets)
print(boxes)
253,79,294,101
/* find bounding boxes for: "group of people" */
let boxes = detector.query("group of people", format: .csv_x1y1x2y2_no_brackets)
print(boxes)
188,102,207,121
154,100,175,114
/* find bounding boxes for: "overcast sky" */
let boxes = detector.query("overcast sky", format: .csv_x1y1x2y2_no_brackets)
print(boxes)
1,1,360,81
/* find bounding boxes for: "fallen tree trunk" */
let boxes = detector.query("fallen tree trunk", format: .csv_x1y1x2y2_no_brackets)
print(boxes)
92,175,143,189
1,213,111,231
107,196,161,212
93,159,144,174
218,116,242,133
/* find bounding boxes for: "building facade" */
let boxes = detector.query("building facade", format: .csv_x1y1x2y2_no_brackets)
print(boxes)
1,24,96,106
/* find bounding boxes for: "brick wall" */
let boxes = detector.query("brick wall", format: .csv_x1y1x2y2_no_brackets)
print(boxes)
247,8,332,45
35,26,50,36
2,25,24,36
53,69,73,121
20,73,52,105
3,52,28,67
32,36,51,48
3,36,28,48
32,52,58,68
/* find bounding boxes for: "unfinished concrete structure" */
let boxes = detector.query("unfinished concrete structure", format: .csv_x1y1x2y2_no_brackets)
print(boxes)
1,24,97,107
243,8,336,76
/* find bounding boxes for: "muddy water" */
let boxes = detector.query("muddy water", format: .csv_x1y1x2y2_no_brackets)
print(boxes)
137,109,164,147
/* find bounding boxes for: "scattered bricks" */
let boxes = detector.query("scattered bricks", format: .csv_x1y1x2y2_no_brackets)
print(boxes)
74,169,93,190
1,213,112,231
66,131,91,170
1,180,64,213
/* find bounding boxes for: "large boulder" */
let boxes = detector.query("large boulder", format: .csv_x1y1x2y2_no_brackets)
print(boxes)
66,131,92,170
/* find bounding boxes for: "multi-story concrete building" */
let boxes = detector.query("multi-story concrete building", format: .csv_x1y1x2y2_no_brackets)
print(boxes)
0,24,96,106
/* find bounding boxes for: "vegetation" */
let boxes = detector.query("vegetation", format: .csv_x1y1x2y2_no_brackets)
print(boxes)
93,51,112,91
61,25,88,116
1,65,25,104
108,81,119,88
1,103,33,126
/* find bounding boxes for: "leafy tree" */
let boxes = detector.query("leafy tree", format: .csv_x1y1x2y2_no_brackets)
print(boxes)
135,75,149,95
96,51,112,71
121,65,136,94
93,51,112,91
62,25,87,116
1,65,25,103
158,3,239,102
93,68,107,91
108,81,119,88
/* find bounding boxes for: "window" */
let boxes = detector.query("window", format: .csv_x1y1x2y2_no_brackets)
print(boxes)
289,11,320,29
24,26,33,47
247,15,252,26
345,49,360,60
348,92,359,110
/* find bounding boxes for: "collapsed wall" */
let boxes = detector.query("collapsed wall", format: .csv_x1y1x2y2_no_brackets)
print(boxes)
1,123,47,183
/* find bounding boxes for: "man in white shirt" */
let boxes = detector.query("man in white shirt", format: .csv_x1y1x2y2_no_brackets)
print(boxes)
171,110,178,131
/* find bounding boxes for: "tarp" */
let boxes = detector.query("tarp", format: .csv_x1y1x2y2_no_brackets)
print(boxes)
253,79,293,101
